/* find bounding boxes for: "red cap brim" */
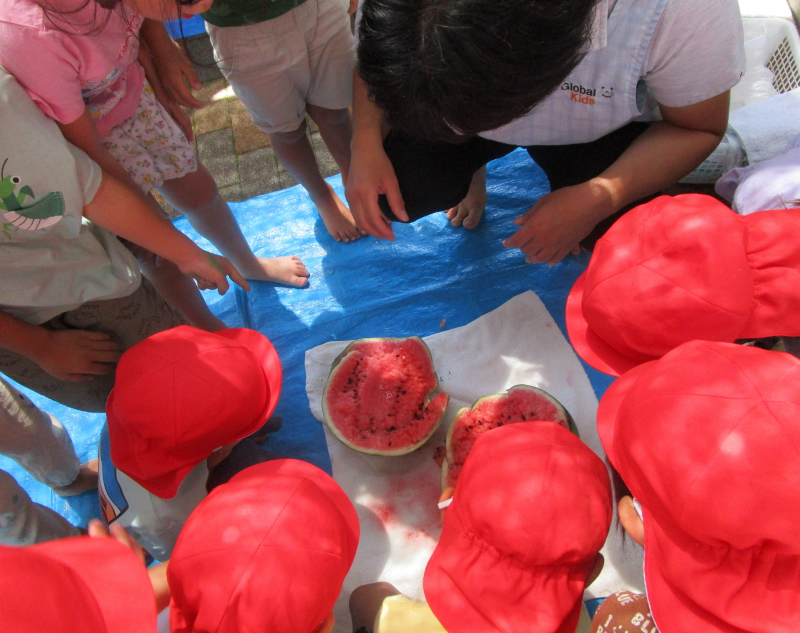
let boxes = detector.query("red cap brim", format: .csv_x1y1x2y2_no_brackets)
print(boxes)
566,272,649,378
35,537,156,633
424,503,587,633
595,363,653,466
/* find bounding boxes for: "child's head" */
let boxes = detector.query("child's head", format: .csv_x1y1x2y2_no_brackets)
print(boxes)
107,325,282,499
424,422,612,633
566,195,800,376
598,340,800,633
167,459,360,633
357,0,597,142
0,536,155,632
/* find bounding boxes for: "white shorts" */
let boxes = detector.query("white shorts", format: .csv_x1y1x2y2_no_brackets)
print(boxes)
206,0,355,134
101,82,197,193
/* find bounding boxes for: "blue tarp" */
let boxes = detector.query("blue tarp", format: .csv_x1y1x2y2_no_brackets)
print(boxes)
0,148,614,529
166,15,206,39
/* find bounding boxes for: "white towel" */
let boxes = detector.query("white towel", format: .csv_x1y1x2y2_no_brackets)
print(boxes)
728,88,800,164
305,291,645,633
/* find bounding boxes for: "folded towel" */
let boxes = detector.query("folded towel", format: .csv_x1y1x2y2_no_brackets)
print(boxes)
728,89,800,164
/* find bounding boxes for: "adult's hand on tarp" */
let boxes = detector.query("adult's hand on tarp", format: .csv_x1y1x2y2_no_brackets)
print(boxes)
346,138,407,241
504,181,612,266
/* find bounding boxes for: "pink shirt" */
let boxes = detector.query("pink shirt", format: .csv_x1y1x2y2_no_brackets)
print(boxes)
0,0,145,138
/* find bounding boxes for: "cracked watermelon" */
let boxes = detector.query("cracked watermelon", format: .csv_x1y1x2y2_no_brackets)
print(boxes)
322,336,449,455
441,385,577,488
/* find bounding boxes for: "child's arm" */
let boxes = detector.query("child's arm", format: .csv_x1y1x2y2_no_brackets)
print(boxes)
0,311,120,381
136,36,194,141
88,520,171,613
147,562,171,613
504,91,730,265
84,172,250,294
139,19,204,109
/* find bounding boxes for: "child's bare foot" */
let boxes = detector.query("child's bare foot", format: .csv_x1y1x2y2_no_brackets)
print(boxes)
446,166,487,229
53,459,99,497
238,256,310,287
314,183,363,243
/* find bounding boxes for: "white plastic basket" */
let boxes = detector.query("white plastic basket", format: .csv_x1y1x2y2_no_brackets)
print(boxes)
680,17,800,184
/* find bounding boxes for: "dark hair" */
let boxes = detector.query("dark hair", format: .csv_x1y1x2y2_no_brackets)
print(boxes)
357,0,597,142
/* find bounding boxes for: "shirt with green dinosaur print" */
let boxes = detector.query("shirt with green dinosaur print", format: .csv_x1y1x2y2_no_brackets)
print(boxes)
0,66,140,325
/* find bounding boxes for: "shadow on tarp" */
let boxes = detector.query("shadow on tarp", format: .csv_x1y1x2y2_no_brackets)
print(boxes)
0,148,614,529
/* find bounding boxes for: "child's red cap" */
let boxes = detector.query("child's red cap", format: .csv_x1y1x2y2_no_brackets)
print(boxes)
107,325,282,498
423,423,611,633
168,459,360,633
0,537,155,633
566,195,800,376
597,341,800,633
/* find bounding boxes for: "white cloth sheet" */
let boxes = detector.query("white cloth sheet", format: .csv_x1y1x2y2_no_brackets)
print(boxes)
305,291,645,632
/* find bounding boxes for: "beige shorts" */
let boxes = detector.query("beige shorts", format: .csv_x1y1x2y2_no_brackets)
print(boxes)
206,0,355,134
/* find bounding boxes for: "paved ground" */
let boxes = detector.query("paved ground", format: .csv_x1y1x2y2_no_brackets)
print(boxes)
155,34,340,217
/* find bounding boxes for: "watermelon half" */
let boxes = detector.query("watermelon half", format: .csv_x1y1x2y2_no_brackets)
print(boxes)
440,385,577,488
322,336,450,455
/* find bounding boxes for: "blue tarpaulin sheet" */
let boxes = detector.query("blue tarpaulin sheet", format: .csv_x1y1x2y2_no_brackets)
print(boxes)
0,148,614,530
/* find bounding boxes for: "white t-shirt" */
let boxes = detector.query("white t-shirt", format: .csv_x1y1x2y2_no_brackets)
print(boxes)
640,0,745,108
98,423,208,562
0,66,140,325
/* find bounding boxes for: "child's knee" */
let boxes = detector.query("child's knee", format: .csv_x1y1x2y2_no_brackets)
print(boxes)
269,120,309,145
307,104,350,128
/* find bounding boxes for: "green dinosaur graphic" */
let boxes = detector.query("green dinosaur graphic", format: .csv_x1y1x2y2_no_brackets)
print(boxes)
0,158,65,231
0,159,34,211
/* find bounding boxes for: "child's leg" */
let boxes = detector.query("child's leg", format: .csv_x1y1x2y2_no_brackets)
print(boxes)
135,245,227,331
157,165,310,285
269,120,361,243
0,470,80,545
305,104,352,182
0,376,80,489
206,0,359,243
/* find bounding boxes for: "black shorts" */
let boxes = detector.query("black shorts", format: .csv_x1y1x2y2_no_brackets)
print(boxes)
378,122,652,249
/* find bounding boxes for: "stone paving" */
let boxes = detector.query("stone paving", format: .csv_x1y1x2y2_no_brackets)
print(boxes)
155,34,340,217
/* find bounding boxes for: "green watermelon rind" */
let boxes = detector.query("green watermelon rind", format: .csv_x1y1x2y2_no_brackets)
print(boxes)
440,384,578,489
321,336,448,456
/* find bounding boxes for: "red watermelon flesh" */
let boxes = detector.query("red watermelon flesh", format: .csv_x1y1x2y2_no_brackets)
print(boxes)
322,337,449,455
441,385,575,488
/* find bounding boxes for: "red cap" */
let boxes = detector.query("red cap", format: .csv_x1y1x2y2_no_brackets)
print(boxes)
424,423,611,633
0,537,156,633
597,341,800,633
566,195,800,376
168,459,360,633
107,326,282,498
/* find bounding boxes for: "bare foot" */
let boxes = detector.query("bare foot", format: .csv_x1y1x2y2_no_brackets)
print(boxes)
313,183,363,243
53,459,99,497
446,166,487,230
238,255,310,287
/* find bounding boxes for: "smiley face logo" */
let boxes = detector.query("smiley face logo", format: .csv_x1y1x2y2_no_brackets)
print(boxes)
601,86,615,98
